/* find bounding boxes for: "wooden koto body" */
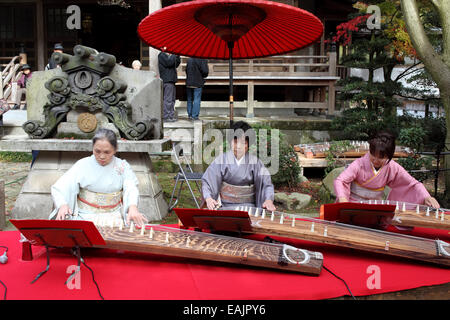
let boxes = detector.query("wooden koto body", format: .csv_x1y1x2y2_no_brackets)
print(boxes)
93,221,323,276
357,200,450,231
236,206,450,267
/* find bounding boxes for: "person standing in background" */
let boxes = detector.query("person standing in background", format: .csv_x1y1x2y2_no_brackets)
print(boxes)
45,43,64,70
132,60,142,70
13,64,32,110
186,58,209,121
158,47,180,122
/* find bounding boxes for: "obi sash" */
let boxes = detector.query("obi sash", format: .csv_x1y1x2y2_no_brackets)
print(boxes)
219,181,256,204
77,188,123,214
350,182,385,201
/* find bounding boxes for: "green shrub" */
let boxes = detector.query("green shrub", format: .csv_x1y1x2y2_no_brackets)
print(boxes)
397,155,433,182
397,124,434,182
398,126,427,152
271,140,301,189
0,152,32,162
324,140,352,175
331,107,399,140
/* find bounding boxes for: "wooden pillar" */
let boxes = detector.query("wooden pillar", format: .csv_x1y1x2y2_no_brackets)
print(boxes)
149,0,162,76
0,180,5,230
320,23,325,56
36,0,46,71
246,80,255,118
328,51,337,76
328,44,337,115
328,83,335,116
314,88,321,102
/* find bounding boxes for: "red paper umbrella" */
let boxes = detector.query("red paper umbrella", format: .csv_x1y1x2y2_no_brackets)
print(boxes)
138,0,324,123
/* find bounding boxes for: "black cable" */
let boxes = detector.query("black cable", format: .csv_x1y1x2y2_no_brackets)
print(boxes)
79,255,104,300
0,279,6,300
69,247,104,300
323,265,356,300
263,237,356,299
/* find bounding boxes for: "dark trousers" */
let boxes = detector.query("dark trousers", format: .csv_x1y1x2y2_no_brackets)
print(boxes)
186,87,202,119
163,82,176,120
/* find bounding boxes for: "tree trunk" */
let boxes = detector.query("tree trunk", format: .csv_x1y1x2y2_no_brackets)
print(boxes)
442,94,450,202
401,0,450,199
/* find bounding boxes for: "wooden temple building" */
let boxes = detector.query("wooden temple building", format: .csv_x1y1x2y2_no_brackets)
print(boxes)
0,0,355,117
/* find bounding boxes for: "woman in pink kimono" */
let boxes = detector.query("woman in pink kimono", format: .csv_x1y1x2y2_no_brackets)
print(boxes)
334,131,440,208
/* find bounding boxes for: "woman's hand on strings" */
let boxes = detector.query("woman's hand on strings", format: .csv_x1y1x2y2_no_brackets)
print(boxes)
127,205,149,227
262,199,276,212
205,197,220,210
56,204,72,220
424,196,440,209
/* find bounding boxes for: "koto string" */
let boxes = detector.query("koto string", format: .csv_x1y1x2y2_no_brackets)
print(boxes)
248,206,438,243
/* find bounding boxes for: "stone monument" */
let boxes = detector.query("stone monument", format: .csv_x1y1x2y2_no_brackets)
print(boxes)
0,45,170,221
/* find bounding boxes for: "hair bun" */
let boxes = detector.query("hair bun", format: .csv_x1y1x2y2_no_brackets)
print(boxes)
377,132,394,142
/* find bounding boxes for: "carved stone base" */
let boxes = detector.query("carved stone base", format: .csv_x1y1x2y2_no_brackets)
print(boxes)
56,122,120,139
11,151,168,221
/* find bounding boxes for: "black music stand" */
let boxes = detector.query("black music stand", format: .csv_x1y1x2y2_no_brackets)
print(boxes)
10,219,105,284
174,208,252,235
337,209,395,229
321,203,396,229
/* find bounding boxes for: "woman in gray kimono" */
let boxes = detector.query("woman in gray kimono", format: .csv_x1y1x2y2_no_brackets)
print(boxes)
202,121,276,211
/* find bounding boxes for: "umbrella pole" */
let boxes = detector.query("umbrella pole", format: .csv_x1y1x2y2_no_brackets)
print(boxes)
228,41,234,127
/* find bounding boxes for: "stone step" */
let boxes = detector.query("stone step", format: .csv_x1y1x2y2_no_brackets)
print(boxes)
2,110,27,126
0,110,28,138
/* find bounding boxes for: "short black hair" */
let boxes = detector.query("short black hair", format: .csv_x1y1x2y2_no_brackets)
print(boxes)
229,121,255,146
231,121,252,133
368,130,396,162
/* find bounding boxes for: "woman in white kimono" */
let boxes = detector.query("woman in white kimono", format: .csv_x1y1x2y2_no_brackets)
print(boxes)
202,121,276,211
49,128,148,227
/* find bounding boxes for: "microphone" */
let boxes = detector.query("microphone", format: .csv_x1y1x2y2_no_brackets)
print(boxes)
0,247,8,264
0,252,7,264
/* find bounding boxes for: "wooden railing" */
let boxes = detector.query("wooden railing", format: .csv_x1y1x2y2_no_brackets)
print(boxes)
175,52,339,116
0,56,22,103
177,54,337,77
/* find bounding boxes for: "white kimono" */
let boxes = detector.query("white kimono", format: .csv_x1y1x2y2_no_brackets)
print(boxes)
202,151,274,209
49,155,139,224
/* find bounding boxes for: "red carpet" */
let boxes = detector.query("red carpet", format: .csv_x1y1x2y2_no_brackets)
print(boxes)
0,225,449,300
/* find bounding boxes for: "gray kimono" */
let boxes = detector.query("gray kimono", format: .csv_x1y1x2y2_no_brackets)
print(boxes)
202,151,274,209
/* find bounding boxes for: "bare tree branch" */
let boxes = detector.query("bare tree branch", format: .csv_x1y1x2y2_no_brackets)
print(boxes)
430,0,441,11
394,62,423,82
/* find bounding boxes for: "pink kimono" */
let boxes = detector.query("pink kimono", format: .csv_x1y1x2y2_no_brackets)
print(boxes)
334,153,430,205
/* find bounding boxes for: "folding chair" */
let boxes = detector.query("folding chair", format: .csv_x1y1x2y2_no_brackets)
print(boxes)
168,142,203,211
